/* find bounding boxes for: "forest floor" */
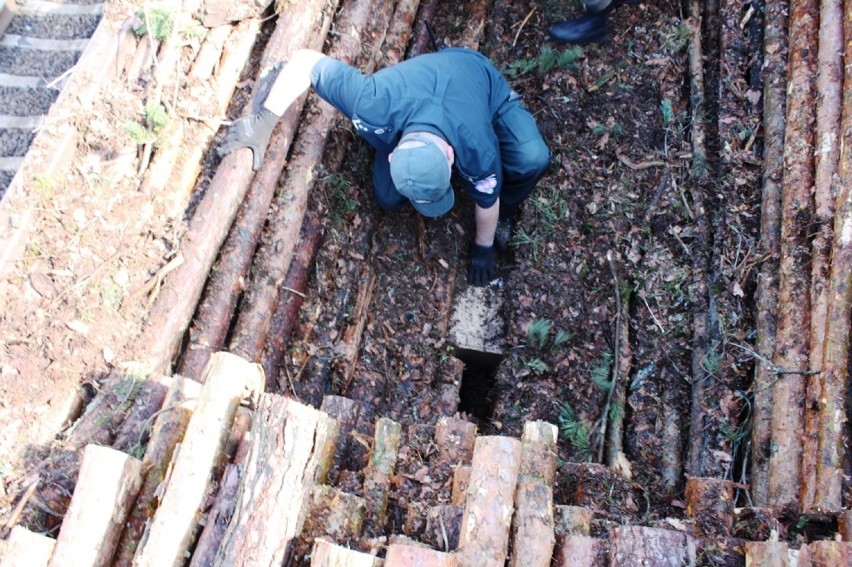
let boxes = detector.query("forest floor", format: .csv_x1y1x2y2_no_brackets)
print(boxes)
1,0,818,556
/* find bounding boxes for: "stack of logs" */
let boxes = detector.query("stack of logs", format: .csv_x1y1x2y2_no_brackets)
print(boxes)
2,352,852,566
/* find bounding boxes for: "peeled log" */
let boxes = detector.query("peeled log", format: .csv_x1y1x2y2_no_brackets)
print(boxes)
456,436,522,567
435,417,477,465
1,526,55,567
768,0,818,509
214,395,339,566
132,353,259,567
385,543,456,567
310,538,383,567
813,0,852,512
509,421,558,567
684,477,734,538
49,445,142,567
609,526,688,567
743,541,794,566
554,505,593,537
802,0,844,512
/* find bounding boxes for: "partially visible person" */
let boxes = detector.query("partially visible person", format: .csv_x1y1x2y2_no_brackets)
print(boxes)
218,48,551,286
547,0,637,45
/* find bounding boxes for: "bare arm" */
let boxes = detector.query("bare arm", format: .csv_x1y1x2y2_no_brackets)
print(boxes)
262,49,327,116
475,198,500,246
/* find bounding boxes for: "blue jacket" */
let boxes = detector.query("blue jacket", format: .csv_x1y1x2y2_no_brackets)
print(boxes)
310,48,513,208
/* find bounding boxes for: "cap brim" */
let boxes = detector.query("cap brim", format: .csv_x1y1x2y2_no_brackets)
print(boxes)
409,186,454,217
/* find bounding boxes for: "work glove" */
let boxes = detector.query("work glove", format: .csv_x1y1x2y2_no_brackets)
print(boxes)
468,243,496,286
217,107,279,171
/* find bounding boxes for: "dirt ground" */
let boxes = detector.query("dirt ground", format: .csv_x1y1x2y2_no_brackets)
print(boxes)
0,0,821,555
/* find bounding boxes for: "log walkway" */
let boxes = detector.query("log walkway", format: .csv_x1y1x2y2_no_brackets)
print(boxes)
1,0,852,565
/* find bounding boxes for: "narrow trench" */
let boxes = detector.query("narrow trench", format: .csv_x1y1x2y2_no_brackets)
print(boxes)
454,348,503,420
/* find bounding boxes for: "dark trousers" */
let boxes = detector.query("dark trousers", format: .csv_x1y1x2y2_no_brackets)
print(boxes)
372,97,550,217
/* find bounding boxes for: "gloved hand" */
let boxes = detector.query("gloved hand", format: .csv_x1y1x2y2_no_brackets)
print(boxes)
468,243,496,286
217,107,279,171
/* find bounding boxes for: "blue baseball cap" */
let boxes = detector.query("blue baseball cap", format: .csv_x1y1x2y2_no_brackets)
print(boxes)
389,134,454,217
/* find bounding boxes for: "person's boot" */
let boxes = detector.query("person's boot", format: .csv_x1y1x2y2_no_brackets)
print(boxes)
547,0,636,45
547,10,610,44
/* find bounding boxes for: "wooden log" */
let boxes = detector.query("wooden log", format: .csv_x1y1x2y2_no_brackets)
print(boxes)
0,526,55,567
510,421,557,567
112,374,173,455
456,436,522,567
200,0,272,27
263,213,326,388
48,445,142,567
435,417,477,465
310,538,383,567
214,395,339,566
139,18,259,375
187,463,242,567
381,0,420,66
684,477,734,538
112,376,197,567
814,0,852,512
451,465,471,507
363,417,402,532
751,0,788,505
299,484,367,556
802,0,844,512
176,0,338,379
841,510,852,541
385,543,456,567
189,24,232,81
319,395,365,482
553,535,607,567
798,541,852,566
132,352,258,567
339,266,378,394
768,0,818,509
609,526,688,567
228,0,382,364
409,0,439,57
743,541,793,566
554,505,594,537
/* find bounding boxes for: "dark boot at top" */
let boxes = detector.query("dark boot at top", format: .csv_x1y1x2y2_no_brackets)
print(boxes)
546,10,610,44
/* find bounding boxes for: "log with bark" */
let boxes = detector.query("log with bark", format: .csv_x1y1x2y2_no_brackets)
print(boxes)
363,417,402,533
510,421,557,567
188,463,242,567
214,395,339,566
456,436,522,567
813,0,852,512
802,0,844,512
750,0,789,506
799,541,852,565
409,0,439,57
451,465,471,507
132,353,259,567
381,0,421,65
227,0,387,366
111,373,172,455
319,395,366,483
298,484,367,558
767,0,818,509
112,376,198,567
553,536,607,567
176,0,339,379
554,505,594,537
138,17,260,375
684,477,734,538
609,526,689,567
48,445,142,567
